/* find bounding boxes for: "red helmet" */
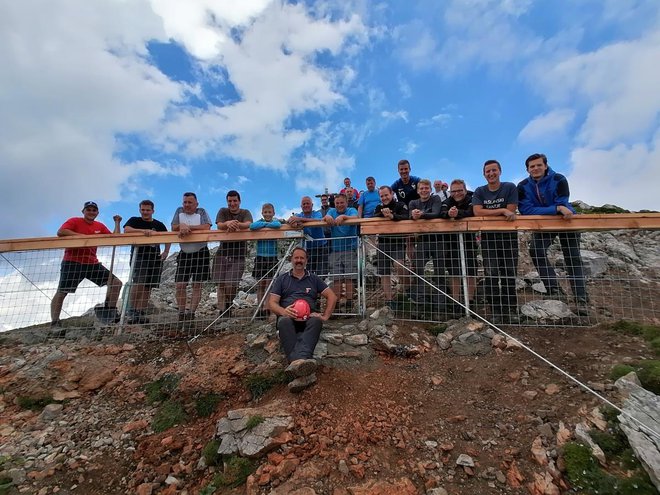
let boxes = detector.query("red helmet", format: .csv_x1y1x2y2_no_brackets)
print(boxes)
292,299,311,321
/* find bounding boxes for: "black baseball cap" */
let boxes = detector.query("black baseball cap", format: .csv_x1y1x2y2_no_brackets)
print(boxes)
83,201,99,209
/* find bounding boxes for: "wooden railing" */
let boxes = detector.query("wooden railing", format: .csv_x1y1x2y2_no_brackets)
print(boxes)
1,213,659,253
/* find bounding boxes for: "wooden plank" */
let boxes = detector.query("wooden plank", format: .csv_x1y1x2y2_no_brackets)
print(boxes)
1,213,658,253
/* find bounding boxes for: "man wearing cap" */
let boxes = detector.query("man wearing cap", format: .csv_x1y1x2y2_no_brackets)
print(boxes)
171,192,212,322
50,201,122,336
269,247,337,393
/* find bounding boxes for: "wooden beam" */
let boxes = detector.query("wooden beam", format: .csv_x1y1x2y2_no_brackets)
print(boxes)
0,213,658,253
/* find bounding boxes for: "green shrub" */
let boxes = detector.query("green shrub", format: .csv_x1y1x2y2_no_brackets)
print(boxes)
610,364,635,381
195,392,224,417
144,373,180,404
202,439,221,466
217,456,255,488
199,456,255,493
244,371,287,399
0,476,13,495
609,360,660,394
245,415,265,430
152,400,186,432
16,395,54,411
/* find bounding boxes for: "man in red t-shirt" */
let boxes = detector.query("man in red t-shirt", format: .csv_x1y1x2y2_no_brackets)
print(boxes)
50,201,122,335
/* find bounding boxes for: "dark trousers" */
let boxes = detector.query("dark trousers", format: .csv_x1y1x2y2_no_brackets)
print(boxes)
481,232,519,316
412,234,447,306
277,316,323,362
307,245,329,276
530,231,587,300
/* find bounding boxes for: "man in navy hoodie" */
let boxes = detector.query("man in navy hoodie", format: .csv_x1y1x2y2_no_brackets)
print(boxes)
517,153,588,316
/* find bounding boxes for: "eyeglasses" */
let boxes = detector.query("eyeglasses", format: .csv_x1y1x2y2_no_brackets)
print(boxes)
450,190,465,194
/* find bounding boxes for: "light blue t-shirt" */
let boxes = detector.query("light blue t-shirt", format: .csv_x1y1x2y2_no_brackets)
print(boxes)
357,189,380,218
327,207,358,251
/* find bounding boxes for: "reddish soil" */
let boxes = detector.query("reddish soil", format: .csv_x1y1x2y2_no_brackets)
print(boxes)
0,321,654,495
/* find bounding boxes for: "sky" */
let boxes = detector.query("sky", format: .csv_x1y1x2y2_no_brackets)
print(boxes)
2,0,660,239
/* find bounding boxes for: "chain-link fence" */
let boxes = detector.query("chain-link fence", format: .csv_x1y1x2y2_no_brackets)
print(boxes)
1,217,658,343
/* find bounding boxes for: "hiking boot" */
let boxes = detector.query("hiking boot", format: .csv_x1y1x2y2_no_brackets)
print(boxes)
48,320,66,339
288,373,317,393
575,297,590,316
285,359,317,380
94,305,119,324
178,311,186,322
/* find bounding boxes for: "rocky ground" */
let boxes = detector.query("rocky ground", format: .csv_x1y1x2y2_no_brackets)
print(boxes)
1,306,658,495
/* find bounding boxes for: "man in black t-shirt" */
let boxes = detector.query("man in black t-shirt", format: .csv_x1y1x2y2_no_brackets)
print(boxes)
124,200,169,324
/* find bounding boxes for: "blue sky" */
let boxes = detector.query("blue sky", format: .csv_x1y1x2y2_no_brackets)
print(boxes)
2,0,660,238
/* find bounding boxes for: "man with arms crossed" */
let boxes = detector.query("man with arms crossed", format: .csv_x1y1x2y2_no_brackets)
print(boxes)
171,192,212,322
408,179,446,314
288,196,328,276
517,153,589,316
373,186,409,308
123,200,170,324
50,201,122,336
324,194,359,312
472,160,520,324
214,190,253,315
269,247,337,393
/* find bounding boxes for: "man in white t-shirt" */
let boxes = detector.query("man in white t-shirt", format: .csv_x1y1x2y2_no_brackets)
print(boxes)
171,192,212,321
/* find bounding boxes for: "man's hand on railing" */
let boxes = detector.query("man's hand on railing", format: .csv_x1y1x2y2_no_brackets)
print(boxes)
503,210,516,222
557,205,574,220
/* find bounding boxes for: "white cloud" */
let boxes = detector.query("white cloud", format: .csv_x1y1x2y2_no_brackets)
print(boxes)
401,140,419,154
0,0,186,237
569,133,660,211
0,0,370,237
380,110,409,123
157,2,369,170
517,109,575,142
418,112,453,127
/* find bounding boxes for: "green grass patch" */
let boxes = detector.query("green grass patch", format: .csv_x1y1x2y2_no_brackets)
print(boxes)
199,455,256,493
0,477,13,495
144,373,180,404
16,395,55,411
245,414,265,431
202,439,221,467
610,364,635,381
195,392,224,418
244,371,287,399
152,400,187,433
609,360,660,395
611,321,660,355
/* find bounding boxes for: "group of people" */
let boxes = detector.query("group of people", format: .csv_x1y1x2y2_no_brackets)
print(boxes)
49,153,588,388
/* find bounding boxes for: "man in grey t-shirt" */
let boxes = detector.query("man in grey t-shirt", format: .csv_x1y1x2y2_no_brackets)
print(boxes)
171,192,212,321
472,160,520,324
213,190,253,315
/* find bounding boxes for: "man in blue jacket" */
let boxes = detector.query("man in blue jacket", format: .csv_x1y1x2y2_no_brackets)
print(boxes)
517,153,588,315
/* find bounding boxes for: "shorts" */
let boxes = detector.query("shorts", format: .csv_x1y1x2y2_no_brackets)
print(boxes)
57,261,112,294
306,245,329,275
212,253,246,285
329,251,357,280
175,247,210,283
444,234,478,276
131,254,163,287
252,255,278,280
